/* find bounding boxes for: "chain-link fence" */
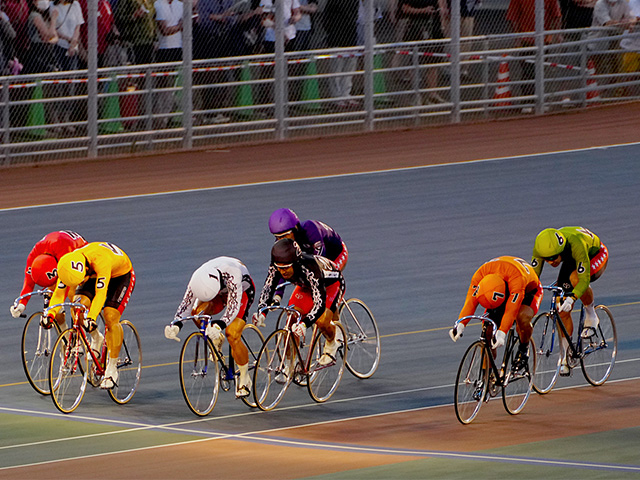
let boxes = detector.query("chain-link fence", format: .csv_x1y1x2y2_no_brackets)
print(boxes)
1,0,639,165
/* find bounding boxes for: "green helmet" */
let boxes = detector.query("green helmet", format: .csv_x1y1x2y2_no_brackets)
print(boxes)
534,228,566,258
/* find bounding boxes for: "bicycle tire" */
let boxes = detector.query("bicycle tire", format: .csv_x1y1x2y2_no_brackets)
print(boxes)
502,337,536,416
179,332,220,416
238,323,265,408
454,340,488,425
253,329,294,411
531,312,561,395
21,311,61,395
108,320,142,405
580,305,617,386
307,322,347,403
49,328,89,414
339,298,381,379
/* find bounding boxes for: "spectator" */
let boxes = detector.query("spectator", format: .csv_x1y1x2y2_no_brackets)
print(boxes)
3,0,29,52
0,6,17,74
259,0,300,53
114,0,155,64
446,0,481,78
51,0,84,133
506,0,561,105
78,0,118,67
229,0,263,56
289,0,317,103
620,0,640,96
154,0,182,127
24,0,58,73
587,0,635,93
564,0,597,30
323,0,358,108
400,0,449,103
193,0,236,123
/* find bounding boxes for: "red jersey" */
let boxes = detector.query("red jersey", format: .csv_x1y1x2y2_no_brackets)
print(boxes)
18,231,87,306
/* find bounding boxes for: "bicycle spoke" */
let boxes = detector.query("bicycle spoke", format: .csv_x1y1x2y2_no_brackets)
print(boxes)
339,299,380,379
253,329,292,411
531,312,561,395
502,338,536,415
454,341,488,424
49,328,89,414
108,320,142,405
307,323,347,403
180,333,219,416
580,306,617,386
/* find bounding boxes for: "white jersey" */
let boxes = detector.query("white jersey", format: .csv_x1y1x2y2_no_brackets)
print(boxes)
175,256,251,325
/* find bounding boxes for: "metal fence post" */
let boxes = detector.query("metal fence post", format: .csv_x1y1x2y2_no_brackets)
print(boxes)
87,0,98,158
364,0,375,131
535,0,544,115
450,0,461,123
274,0,286,140
183,0,193,149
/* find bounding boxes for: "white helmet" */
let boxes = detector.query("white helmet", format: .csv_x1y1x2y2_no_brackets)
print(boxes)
189,266,221,302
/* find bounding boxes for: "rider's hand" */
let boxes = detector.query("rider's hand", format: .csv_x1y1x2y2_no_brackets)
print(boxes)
10,303,25,318
40,314,54,330
449,323,464,342
491,330,506,349
559,296,575,312
291,322,306,340
84,317,98,332
252,312,266,328
270,294,282,307
164,324,181,342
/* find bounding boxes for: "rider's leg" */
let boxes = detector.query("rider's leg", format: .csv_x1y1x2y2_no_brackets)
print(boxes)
516,304,534,345
227,317,251,396
101,306,123,387
74,294,104,352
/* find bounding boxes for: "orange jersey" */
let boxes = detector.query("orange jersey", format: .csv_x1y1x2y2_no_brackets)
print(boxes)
459,256,541,333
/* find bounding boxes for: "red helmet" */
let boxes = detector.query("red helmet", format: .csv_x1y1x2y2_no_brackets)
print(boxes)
475,274,506,309
30,254,58,287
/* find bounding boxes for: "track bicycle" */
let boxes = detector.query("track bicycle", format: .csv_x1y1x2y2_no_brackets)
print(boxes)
45,302,141,414
175,314,265,416
273,283,380,379
253,305,347,411
453,315,536,425
531,284,617,394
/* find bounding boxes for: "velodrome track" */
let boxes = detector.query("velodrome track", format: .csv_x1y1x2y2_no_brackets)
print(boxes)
1,106,639,478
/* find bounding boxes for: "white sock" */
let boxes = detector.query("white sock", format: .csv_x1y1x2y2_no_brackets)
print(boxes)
584,303,598,326
106,357,118,376
238,363,249,383
560,336,570,363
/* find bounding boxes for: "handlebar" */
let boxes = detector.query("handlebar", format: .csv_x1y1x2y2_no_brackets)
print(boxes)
454,315,498,339
12,288,52,307
44,302,89,319
542,284,566,296
259,304,302,325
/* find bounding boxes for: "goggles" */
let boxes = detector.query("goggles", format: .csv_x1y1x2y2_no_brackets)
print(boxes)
274,262,293,269
543,254,560,261
274,229,293,239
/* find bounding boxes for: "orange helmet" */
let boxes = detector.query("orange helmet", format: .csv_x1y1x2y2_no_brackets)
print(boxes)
475,274,507,309
30,254,58,287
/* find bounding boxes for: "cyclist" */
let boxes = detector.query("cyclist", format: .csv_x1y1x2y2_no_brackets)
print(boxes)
449,256,543,368
164,256,256,398
268,208,348,305
10,230,87,323
45,242,135,390
531,226,609,375
253,238,345,370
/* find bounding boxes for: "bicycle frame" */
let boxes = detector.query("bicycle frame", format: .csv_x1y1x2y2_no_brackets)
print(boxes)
44,302,106,375
540,285,587,363
454,315,519,389
177,314,238,383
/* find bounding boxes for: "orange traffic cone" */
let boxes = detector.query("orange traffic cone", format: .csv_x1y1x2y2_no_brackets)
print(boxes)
586,59,600,105
493,57,512,107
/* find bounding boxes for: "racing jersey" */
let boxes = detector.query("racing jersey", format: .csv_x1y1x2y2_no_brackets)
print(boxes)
174,256,252,325
459,256,541,334
18,231,87,307
296,220,345,260
49,242,132,320
531,226,601,298
258,254,345,326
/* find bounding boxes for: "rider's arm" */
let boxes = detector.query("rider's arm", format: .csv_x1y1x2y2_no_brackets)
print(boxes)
457,272,481,326
219,267,243,324
174,284,197,323
17,247,43,306
46,281,72,318
570,242,592,299
257,265,280,309
300,261,326,327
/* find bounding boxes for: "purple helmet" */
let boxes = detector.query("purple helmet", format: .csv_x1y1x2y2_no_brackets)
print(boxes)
268,208,300,234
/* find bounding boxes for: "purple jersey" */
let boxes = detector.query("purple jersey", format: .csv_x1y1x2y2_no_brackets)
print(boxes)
296,220,344,261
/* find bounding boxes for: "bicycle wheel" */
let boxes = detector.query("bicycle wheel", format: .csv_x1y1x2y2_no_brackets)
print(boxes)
49,328,89,414
238,323,265,408
179,332,220,416
253,329,293,411
307,323,347,403
21,312,61,395
502,337,536,415
108,320,142,405
454,340,488,425
580,305,617,386
531,312,561,395
339,298,381,379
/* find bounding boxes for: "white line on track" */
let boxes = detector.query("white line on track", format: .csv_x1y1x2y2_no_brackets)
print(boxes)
1,375,639,473
2,141,639,213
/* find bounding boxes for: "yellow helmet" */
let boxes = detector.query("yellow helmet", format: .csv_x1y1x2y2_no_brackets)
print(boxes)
534,228,566,258
57,250,87,286
475,274,506,309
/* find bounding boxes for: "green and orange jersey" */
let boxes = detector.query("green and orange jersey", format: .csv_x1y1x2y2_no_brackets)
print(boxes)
459,256,541,333
531,226,601,298
49,242,132,320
